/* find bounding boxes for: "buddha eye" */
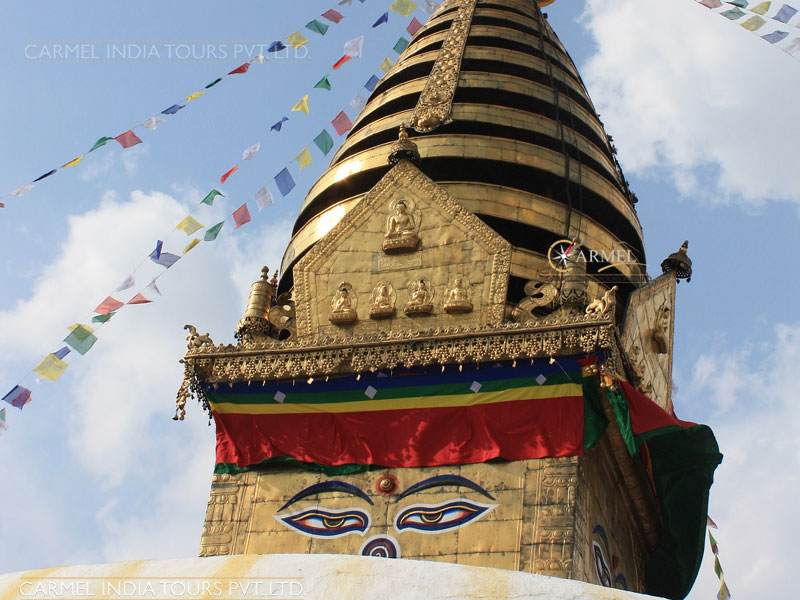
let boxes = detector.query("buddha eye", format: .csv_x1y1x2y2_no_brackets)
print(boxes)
277,507,370,538
394,499,496,533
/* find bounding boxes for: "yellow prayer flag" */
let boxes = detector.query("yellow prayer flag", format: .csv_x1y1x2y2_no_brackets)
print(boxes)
750,1,771,14
175,215,204,235
379,57,394,73
185,91,206,102
183,238,201,254
33,353,68,381
61,155,84,168
287,31,309,48
291,95,310,115
390,0,418,17
295,147,313,170
741,16,766,30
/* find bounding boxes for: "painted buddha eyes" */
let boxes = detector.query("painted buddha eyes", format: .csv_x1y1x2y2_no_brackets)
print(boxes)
395,499,495,533
278,507,371,538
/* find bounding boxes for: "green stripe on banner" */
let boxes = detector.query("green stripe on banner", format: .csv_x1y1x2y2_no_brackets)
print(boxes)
215,457,381,476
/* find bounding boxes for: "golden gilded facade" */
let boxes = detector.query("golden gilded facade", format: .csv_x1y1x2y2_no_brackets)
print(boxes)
177,0,707,596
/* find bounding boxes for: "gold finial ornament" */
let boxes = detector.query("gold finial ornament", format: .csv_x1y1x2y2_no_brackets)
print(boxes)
235,266,275,343
329,282,358,324
388,125,420,165
443,277,473,313
661,240,692,282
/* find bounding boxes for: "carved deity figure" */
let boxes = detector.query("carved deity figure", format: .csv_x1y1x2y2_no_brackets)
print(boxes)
369,283,395,319
404,279,434,316
652,304,671,354
383,200,420,254
443,278,473,314
329,283,358,324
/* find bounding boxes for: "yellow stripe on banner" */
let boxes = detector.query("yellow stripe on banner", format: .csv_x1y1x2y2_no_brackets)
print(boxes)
210,383,582,415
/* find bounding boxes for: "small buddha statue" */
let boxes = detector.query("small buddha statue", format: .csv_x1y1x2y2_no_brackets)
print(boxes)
383,200,420,254
404,279,434,316
329,284,358,324
369,283,395,319
443,278,473,313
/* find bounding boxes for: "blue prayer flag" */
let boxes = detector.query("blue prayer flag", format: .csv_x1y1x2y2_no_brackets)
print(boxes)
271,116,289,132
275,168,296,197
33,169,57,182
268,41,287,52
161,104,184,115
152,252,180,268
373,12,389,27
150,240,163,261
54,346,71,359
775,4,798,23
762,30,789,43
2,385,31,410
365,75,380,92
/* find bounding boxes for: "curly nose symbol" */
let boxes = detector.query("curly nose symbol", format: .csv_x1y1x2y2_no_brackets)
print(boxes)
359,535,400,559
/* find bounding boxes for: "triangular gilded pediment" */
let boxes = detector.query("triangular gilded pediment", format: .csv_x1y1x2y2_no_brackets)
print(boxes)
293,159,511,340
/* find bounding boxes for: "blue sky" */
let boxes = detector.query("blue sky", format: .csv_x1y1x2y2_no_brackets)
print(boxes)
1,1,799,598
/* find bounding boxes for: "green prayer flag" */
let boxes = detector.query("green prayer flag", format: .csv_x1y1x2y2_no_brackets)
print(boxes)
313,129,334,156
721,7,747,18
205,77,223,88
202,189,224,205
727,0,748,6
64,324,98,356
713,556,723,578
314,75,332,91
393,37,410,54
204,221,225,241
89,136,114,152
306,19,329,35
92,312,115,324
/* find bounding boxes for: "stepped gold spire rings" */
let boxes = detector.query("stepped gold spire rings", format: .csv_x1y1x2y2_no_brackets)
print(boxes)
409,0,478,133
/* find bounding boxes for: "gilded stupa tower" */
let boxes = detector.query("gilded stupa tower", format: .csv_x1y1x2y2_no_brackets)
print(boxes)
177,2,721,598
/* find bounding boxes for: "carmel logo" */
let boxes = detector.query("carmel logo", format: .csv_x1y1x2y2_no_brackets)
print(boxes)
547,239,645,274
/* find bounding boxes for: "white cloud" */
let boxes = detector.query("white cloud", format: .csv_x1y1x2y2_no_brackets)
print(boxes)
683,322,800,598
581,0,800,206
0,189,290,572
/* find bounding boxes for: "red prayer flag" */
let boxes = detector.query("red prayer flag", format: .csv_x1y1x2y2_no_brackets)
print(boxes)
128,293,152,305
407,17,424,36
233,203,251,228
331,111,353,135
229,62,250,75
94,296,124,315
321,9,344,23
220,165,238,184
115,130,143,149
332,54,352,70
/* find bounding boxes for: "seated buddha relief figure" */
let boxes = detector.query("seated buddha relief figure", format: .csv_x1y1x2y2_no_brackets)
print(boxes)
329,282,358,324
443,277,473,314
382,199,420,254
369,283,395,319
404,278,434,316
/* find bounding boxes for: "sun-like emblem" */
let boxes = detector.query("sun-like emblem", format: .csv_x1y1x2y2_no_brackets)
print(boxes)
547,239,579,273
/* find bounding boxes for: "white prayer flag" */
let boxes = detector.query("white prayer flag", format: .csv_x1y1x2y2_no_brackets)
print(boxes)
251,53,266,64
115,274,135,292
255,186,274,210
141,116,166,130
350,94,367,110
146,278,162,296
344,35,364,58
421,0,441,14
242,142,261,161
11,184,34,196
